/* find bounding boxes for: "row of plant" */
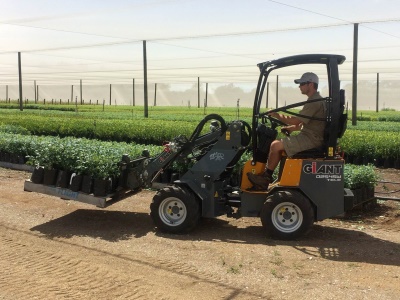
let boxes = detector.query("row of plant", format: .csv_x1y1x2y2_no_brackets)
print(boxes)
343,164,378,206
0,100,400,122
1,119,400,166
0,132,163,178
0,113,196,144
0,103,76,112
0,130,379,205
0,104,245,121
349,121,400,132
2,106,399,132
356,111,400,122
1,105,400,163
0,130,378,188
2,103,399,123
340,130,400,168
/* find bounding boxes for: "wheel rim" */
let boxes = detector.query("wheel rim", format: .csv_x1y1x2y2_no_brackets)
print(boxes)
271,202,303,233
158,197,187,226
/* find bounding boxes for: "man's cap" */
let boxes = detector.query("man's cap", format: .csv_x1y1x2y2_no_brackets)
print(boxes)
294,72,319,84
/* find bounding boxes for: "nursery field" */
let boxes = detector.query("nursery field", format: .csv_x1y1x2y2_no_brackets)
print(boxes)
0,104,397,203
1,104,400,174
0,105,399,299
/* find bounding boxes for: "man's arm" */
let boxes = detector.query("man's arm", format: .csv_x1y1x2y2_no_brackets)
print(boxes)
268,112,302,126
282,123,302,133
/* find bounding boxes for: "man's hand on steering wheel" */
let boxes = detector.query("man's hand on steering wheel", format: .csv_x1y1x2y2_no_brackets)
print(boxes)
265,113,291,136
268,112,280,119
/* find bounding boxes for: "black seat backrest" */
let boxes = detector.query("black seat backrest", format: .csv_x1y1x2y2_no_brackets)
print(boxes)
323,89,347,144
337,89,347,138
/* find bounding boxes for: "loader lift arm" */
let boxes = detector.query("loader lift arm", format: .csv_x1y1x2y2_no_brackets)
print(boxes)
118,114,228,191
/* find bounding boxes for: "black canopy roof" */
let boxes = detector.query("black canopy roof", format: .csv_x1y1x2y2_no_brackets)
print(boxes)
257,54,346,72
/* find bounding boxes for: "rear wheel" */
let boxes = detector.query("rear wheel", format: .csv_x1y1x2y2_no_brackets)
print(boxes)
261,190,314,240
150,185,200,234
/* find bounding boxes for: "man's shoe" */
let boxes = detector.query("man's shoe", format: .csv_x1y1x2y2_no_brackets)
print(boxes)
247,172,272,190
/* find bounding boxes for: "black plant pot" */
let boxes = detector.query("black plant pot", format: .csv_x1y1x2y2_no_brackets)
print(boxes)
18,155,26,164
352,188,363,205
3,152,10,163
56,170,71,188
383,158,394,169
43,169,58,186
353,156,363,165
93,178,111,197
394,159,400,170
10,154,19,164
69,174,83,192
31,166,45,184
374,157,384,167
362,156,370,165
366,187,375,200
81,175,93,194
344,154,353,164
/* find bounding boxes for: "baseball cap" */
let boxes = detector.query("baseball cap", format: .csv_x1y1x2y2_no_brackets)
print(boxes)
294,72,319,84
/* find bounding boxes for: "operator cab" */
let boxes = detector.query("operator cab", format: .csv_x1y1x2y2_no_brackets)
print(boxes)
252,54,347,162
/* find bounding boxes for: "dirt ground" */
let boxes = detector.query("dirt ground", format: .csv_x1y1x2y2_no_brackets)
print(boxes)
0,167,399,300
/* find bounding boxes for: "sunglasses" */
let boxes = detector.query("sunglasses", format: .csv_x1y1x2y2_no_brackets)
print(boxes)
299,82,310,86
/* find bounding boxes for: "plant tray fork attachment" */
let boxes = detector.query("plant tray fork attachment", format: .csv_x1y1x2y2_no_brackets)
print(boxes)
23,180,134,208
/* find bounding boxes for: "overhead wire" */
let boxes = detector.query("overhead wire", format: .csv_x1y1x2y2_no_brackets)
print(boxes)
0,5,399,84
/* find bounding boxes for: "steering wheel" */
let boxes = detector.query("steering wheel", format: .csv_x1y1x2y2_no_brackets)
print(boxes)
265,115,291,137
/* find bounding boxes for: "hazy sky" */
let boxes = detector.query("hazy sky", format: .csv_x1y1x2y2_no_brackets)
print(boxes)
1,0,400,89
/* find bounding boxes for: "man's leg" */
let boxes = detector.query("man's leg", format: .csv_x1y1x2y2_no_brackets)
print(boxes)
247,139,284,189
266,140,285,171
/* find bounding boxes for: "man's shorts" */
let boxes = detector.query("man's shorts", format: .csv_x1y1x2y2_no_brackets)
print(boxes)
282,132,323,157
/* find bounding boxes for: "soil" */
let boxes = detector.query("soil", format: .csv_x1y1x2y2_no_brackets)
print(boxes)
0,167,399,300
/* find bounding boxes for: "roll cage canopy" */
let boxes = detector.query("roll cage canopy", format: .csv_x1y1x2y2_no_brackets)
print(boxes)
252,54,346,159
257,54,346,71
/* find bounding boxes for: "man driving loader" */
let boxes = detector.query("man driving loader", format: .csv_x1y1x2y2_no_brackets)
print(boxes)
247,72,326,190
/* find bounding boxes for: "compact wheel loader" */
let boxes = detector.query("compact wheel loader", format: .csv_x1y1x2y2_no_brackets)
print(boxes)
118,54,352,240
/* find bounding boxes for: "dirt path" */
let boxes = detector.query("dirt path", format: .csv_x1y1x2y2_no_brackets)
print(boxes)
0,168,399,300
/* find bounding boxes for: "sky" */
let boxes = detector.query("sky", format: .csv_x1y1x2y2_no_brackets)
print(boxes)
1,0,400,108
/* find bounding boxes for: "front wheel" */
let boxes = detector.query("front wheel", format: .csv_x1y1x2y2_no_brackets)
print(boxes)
260,190,314,240
150,185,200,234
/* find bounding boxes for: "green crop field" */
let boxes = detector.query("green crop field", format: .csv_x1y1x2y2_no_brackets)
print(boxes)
1,104,399,169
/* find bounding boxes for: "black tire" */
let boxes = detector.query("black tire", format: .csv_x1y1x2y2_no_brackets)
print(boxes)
260,190,314,240
150,185,200,234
